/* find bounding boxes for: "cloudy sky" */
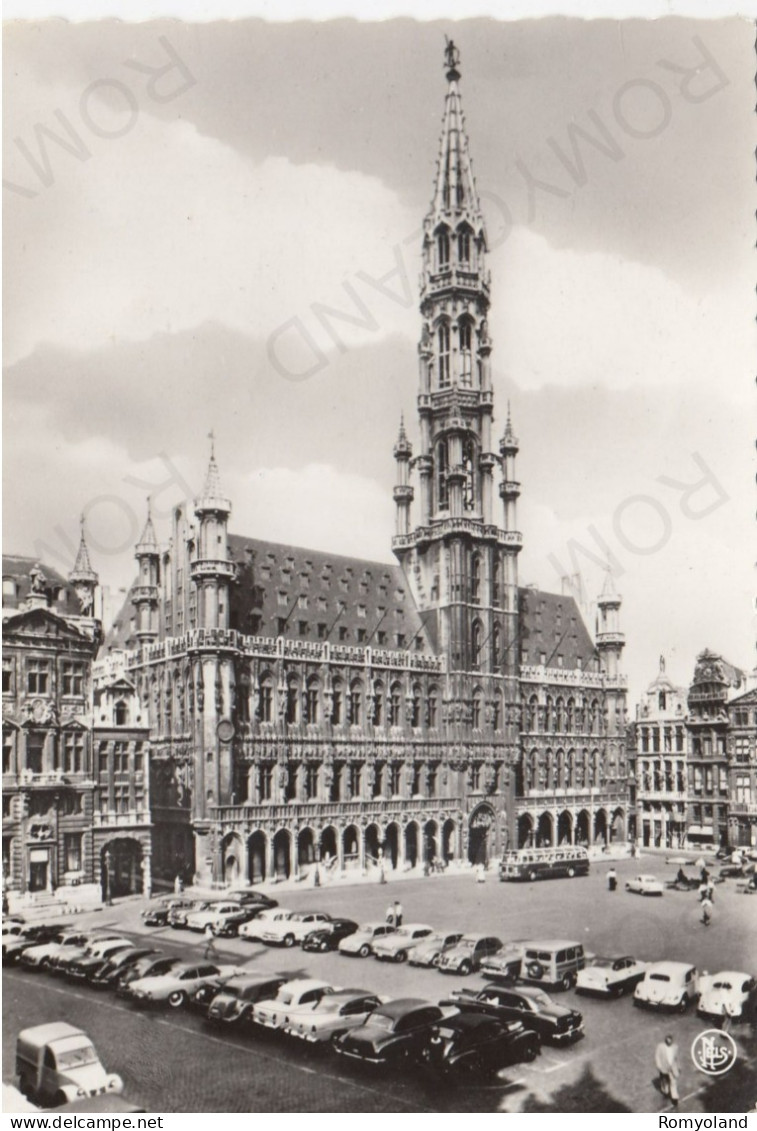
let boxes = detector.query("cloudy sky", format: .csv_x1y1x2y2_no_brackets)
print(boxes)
3,12,754,700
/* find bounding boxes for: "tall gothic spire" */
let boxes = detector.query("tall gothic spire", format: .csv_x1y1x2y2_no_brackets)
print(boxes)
430,40,485,230
69,515,98,616
136,497,159,555
195,430,230,515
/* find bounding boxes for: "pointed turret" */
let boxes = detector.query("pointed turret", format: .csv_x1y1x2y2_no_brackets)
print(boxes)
190,433,236,629
133,498,160,643
69,516,99,617
596,566,625,678
393,415,414,536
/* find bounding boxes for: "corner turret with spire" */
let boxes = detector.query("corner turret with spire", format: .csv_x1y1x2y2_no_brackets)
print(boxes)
69,516,99,618
190,432,237,629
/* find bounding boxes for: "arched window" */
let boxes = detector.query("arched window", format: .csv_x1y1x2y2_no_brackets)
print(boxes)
438,323,451,387
492,557,501,606
259,674,274,723
470,553,481,602
348,680,362,726
566,750,574,788
372,681,383,726
114,700,128,727
389,682,402,727
462,438,476,510
285,678,299,725
566,698,575,732
331,680,343,725
436,228,450,269
411,684,422,728
459,320,472,386
472,688,484,730
527,695,538,732
427,685,438,728
555,698,564,733
457,227,471,264
471,621,482,671
437,440,449,509
305,678,319,725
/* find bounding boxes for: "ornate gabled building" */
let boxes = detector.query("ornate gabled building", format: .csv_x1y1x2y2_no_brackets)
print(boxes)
101,44,630,890
2,543,102,896
727,685,757,848
631,656,689,849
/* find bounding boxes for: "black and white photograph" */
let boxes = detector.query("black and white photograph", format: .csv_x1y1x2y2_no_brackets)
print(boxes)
2,0,756,1118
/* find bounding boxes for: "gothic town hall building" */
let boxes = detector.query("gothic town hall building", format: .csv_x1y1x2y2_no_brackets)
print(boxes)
101,46,630,890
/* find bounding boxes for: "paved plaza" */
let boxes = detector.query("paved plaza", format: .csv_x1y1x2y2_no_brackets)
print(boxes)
4,854,756,1113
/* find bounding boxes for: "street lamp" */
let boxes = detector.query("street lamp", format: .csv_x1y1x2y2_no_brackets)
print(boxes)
103,849,113,906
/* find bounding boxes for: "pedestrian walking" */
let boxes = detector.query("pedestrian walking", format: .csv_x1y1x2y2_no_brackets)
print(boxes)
203,922,219,960
607,867,618,892
655,1035,680,1105
701,896,713,926
386,902,396,927
393,900,403,927
476,863,486,884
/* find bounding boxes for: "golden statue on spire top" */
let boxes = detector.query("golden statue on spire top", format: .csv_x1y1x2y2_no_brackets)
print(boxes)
444,37,461,78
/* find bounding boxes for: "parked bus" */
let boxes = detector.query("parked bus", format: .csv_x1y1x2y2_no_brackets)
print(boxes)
499,846,590,882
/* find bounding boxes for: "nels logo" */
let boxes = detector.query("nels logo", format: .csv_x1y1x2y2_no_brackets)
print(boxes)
690,1029,738,1077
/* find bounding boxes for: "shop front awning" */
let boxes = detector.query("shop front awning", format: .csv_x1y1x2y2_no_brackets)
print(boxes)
687,826,715,838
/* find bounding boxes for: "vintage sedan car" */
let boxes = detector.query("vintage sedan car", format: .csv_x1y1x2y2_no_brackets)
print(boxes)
259,910,333,947
238,908,294,942
89,947,157,989
20,930,95,971
633,961,698,1012
408,931,464,969
56,937,133,978
205,976,288,1025
576,955,647,998
210,906,262,938
372,924,435,963
302,919,359,953
4,924,64,965
185,902,243,932
285,991,384,1044
438,934,503,976
447,983,582,1045
252,979,338,1030
168,900,222,929
126,962,240,1008
479,941,530,982
225,888,278,909
115,955,182,996
423,1013,540,1079
697,971,757,1023
334,999,445,1068
141,898,196,927
625,874,664,896
338,922,396,958
65,941,136,982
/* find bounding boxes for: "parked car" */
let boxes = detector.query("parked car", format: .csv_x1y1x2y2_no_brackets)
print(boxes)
302,919,359,953
633,961,698,1012
259,911,333,947
225,889,278,909
205,976,288,1025
185,902,243,932
479,941,530,983
20,930,95,971
334,998,445,1067
697,971,757,1023
338,922,396,958
126,962,240,1008
518,941,586,992
252,979,338,1031
372,924,434,963
576,955,647,998
4,924,63,965
16,1023,122,1107
115,954,181,996
142,899,195,927
89,947,157,989
437,934,503,976
169,900,220,930
423,1012,540,1079
625,874,664,896
285,991,384,1045
238,908,294,942
59,938,133,980
408,931,464,969
211,906,263,938
447,983,583,1046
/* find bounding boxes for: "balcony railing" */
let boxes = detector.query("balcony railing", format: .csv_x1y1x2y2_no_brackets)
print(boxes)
520,664,628,690
92,810,151,827
392,520,522,551
729,801,757,816
210,796,462,825
523,788,627,808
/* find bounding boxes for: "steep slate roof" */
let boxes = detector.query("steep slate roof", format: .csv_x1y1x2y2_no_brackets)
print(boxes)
517,588,598,673
227,534,433,650
2,554,81,617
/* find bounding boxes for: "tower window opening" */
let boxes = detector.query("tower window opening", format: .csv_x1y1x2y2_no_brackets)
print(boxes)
463,438,476,511
459,320,472,386
470,553,481,602
458,228,471,264
436,229,450,269
438,323,451,388
437,440,449,510
471,621,482,671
